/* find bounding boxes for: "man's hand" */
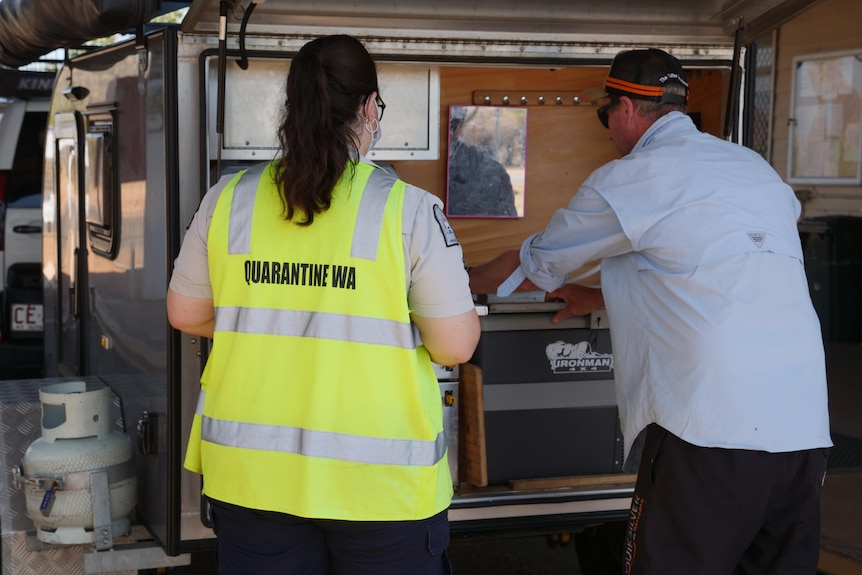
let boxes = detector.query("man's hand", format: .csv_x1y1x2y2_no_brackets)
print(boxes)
545,283,605,325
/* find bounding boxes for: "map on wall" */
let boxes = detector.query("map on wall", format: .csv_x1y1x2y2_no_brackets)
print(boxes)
789,51,862,185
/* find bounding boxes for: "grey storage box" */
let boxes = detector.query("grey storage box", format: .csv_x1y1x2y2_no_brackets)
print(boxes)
466,311,623,485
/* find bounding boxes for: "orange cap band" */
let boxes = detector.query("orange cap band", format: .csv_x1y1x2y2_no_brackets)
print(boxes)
605,77,666,98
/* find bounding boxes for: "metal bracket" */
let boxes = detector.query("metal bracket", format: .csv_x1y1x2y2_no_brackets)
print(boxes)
11,466,24,490
90,469,113,551
135,24,148,72
83,541,192,573
473,90,604,107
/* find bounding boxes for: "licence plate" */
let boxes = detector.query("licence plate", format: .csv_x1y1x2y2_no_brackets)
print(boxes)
11,303,43,332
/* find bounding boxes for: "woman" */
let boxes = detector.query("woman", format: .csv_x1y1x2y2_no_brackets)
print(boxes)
167,34,480,575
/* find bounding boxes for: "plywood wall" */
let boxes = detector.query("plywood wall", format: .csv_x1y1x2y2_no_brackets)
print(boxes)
391,64,726,266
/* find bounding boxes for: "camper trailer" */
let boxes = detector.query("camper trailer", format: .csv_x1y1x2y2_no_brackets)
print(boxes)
2,0,860,572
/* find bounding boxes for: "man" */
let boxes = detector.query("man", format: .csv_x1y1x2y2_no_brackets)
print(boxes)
469,48,832,575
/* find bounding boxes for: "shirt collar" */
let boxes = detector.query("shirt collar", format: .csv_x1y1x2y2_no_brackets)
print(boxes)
635,111,692,151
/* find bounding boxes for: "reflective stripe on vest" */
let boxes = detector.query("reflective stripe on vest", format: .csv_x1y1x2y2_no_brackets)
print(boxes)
229,163,396,260
194,390,446,466
228,162,267,255
214,306,417,348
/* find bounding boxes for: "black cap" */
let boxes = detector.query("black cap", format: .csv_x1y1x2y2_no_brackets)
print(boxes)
604,49,689,105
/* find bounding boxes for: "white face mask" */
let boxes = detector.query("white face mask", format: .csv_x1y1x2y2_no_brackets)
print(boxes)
370,100,383,149
370,123,383,149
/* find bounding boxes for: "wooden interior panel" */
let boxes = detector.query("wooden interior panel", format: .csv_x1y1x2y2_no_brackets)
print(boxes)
391,65,726,268
509,473,637,490
458,362,488,487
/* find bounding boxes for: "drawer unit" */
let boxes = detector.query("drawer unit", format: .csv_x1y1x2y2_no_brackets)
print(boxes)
467,311,623,485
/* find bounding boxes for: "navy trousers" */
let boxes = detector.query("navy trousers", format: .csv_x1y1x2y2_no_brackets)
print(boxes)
207,497,452,575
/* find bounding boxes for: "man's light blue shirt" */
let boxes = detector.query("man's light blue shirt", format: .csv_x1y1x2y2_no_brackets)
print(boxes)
514,112,832,470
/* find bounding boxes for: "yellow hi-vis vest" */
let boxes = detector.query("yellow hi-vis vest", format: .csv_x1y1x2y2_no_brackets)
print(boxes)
184,160,451,521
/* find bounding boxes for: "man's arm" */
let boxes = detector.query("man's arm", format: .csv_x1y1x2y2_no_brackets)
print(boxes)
167,288,215,338
468,249,537,294
412,309,481,367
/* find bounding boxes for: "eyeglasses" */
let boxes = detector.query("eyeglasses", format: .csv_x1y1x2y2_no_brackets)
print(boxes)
596,98,619,129
367,94,386,122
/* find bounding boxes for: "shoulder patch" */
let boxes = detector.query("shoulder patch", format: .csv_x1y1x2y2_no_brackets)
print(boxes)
433,204,460,247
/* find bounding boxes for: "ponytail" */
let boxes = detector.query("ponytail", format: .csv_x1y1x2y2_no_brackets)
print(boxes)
273,35,379,226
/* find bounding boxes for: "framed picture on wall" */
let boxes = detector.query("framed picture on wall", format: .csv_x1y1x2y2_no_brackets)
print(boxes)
788,49,862,185
446,105,527,218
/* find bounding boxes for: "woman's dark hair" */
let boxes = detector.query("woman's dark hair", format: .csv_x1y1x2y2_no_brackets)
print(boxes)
274,35,379,225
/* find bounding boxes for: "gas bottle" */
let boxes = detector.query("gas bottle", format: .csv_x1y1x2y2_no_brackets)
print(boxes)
17,380,136,545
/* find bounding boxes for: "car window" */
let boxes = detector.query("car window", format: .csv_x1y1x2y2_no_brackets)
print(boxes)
7,110,47,206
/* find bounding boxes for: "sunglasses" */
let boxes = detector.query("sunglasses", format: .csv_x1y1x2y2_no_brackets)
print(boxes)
596,98,619,129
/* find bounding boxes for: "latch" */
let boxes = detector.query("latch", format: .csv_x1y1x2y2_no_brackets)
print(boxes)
11,466,64,491
137,411,159,455
11,467,66,517
590,309,609,330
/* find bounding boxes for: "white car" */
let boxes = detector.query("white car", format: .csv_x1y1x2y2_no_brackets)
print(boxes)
0,70,52,379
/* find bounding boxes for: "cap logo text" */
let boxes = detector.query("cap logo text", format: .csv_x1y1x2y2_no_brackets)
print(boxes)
658,72,689,87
